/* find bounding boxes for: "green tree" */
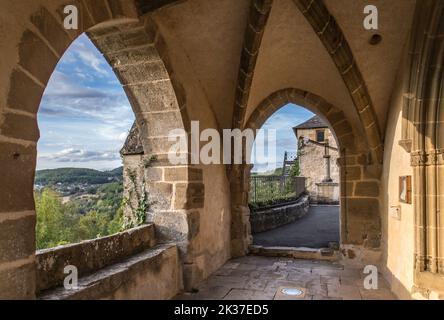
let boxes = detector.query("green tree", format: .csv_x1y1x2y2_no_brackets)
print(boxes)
74,211,110,240
35,189,78,249
289,159,300,177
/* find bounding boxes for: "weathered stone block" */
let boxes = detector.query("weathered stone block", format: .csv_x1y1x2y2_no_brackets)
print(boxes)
84,0,111,24
147,182,173,211
354,181,379,197
366,123,381,148
187,211,200,240
342,67,362,92
7,69,44,114
174,183,205,209
359,106,375,128
0,113,40,141
92,27,152,54
107,0,124,17
138,110,183,138
339,133,356,151
125,81,178,113
337,155,357,166
145,167,163,181
18,30,58,84
152,211,188,243
107,46,159,67
347,198,379,220
351,86,371,111
182,262,204,291
0,143,36,212
340,181,354,197
344,166,361,181
327,111,345,126
0,215,35,264
118,60,169,84
333,121,352,137
0,262,35,299
164,167,203,182
31,7,71,55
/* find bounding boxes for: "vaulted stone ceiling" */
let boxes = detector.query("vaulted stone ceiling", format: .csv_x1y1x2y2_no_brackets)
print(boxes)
324,0,416,132
247,0,359,130
143,0,415,137
151,0,251,130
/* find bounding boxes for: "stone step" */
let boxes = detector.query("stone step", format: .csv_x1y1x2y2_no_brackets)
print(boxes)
39,243,181,300
249,245,340,262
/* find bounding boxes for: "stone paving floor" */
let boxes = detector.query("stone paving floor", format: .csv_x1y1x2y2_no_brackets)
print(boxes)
175,256,397,300
253,205,340,248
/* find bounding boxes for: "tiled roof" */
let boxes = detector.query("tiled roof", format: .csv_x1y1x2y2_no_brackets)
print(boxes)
293,115,328,130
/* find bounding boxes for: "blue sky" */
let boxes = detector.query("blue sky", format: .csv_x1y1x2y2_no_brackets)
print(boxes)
37,34,135,170
37,34,314,171
251,104,313,172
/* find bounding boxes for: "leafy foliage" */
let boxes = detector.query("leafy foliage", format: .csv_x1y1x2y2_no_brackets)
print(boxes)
289,158,300,177
35,167,123,186
35,184,126,250
122,168,149,229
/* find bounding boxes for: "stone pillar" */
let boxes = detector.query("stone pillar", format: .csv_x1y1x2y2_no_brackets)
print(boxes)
230,164,253,257
0,142,37,299
145,163,204,291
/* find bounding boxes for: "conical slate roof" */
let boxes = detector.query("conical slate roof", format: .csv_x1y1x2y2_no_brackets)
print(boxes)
120,122,144,156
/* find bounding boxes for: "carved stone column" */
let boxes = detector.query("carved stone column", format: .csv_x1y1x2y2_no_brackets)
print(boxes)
403,1,444,290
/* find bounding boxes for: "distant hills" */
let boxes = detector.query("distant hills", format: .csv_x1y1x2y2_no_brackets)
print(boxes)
35,167,123,186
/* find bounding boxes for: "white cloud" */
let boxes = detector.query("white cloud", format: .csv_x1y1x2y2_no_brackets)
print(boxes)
71,40,108,76
40,148,120,163
44,71,106,98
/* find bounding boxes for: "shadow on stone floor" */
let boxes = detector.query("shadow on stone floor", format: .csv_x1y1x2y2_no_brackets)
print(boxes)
175,256,396,300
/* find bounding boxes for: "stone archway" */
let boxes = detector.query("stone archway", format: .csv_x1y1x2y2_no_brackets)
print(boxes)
230,88,382,260
0,0,202,298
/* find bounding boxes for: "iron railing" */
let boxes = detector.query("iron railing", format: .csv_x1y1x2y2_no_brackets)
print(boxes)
249,175,306,206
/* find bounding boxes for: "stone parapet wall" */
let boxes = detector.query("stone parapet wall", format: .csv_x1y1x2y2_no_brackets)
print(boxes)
39,243,181,300
36,224,156,293
250,195,309,234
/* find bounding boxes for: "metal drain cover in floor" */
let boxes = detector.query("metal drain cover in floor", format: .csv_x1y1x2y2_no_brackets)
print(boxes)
274,286,306,300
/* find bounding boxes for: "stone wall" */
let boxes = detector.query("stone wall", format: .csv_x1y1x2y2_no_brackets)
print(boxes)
36,224,156,292
40,243,181,300
250,195,309,233
299,138,339,198
314,182,339,204
36,224,182,300
381,63,415,299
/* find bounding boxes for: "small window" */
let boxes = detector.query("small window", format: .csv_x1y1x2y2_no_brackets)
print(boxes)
316,130,325,142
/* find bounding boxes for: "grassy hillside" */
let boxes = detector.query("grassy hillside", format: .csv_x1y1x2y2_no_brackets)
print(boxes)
35,167,123,186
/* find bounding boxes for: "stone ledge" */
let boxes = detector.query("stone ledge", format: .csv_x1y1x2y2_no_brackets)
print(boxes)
249,245,340,262
36,224,156,292
39,243,181,300
250,195,309,234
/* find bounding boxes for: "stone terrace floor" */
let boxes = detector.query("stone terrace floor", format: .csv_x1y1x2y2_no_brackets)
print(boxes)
175,256,397,300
